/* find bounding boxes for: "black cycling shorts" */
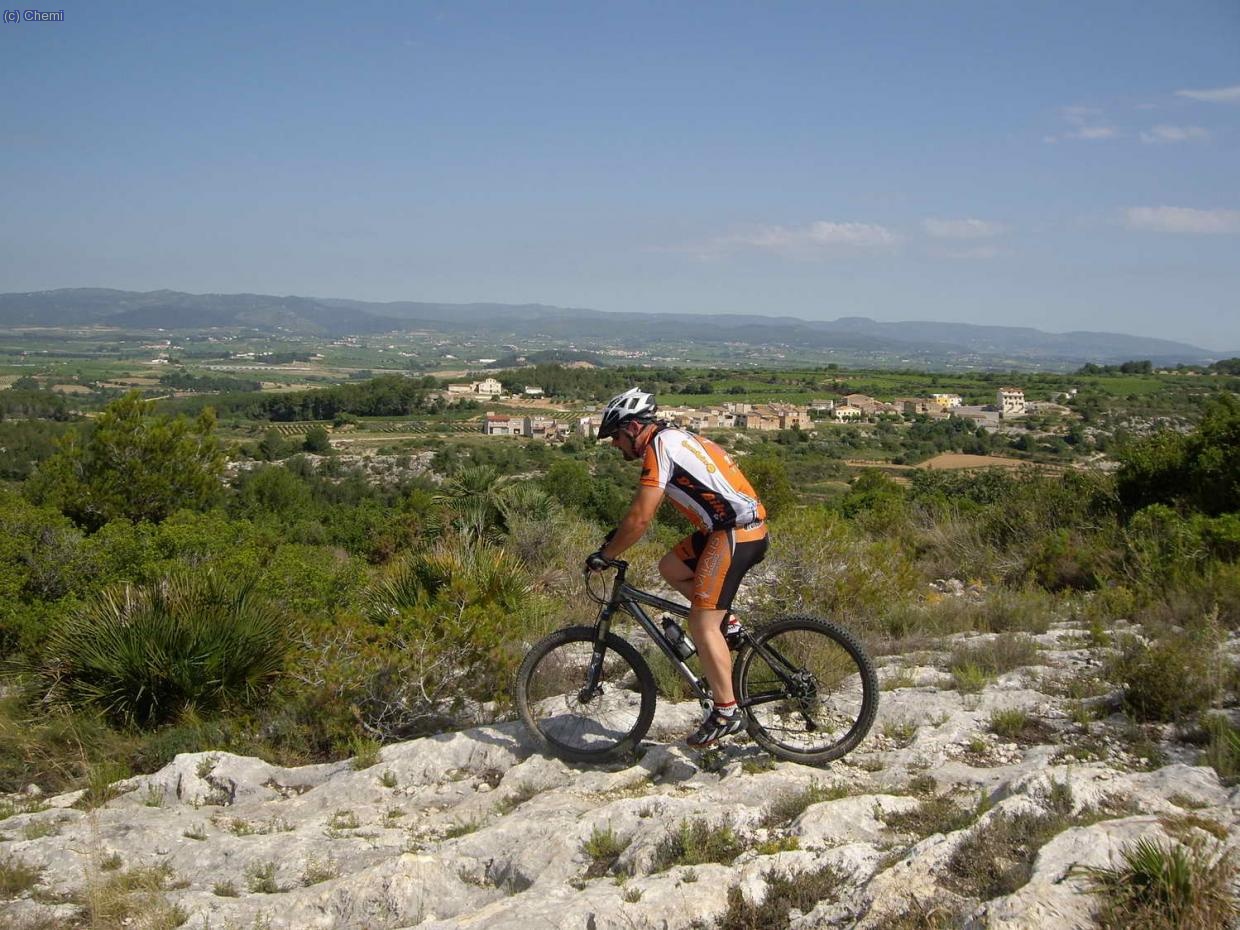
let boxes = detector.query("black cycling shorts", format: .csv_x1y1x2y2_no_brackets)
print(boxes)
670,523,769,612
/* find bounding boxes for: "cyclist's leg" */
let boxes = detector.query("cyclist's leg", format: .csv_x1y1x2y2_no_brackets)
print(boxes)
688,527,770,706
658,533,703,603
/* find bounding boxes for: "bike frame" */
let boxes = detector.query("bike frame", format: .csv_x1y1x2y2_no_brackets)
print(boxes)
586,560,807,716
588,560,711,704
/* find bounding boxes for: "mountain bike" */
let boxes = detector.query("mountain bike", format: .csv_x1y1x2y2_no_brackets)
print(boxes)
514,557,878,765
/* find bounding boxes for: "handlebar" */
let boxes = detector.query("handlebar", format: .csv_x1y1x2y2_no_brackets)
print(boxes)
583,556,628,604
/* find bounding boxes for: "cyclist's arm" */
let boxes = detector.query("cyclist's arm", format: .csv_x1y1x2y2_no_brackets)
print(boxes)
601,485,663,559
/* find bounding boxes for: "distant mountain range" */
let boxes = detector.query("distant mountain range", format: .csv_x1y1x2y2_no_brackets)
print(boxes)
0,287,1223,368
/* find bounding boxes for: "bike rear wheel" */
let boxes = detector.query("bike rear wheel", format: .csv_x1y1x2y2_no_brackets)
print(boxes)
515,626,657,764
735,615,878,765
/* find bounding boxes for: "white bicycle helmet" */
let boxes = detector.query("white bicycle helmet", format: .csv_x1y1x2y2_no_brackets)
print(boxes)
598,387,658,439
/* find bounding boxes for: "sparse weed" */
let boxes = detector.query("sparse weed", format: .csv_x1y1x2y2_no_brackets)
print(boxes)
881,668,918,691
741,755,777,774
950,662,992,694
754,835,800,855
0,855,44,899
379,770,397,789
949,634,1041,680
762,781,852,828
82,863,186,930
196,754,219,779
882,719,918,747
183,823,208,841
1160,813,1229,844
494,780,542,815
213,880,239,897
21,820,59,840
143,785,166,808
621,886,643,903
349,735,382,770
77,760,129,810
880,795,978,839
327,809,360,833
300,858,339,886
443,817,482,839
1199,714,1240,784
245,860,281,894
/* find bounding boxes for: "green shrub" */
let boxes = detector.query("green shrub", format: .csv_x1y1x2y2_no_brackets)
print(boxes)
1106,634,1218,723
1082,837,1238,930
712,864,848,930
582,824,629,877
653,819,746,872
44,572,289,726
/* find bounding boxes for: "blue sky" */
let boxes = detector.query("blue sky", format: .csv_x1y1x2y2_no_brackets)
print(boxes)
2,1,1238,350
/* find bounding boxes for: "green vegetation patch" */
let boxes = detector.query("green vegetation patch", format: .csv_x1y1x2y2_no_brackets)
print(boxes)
653,818,747,872
1081,837,1238,930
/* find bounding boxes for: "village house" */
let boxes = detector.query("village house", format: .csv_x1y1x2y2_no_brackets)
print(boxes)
482,412,523,437
930,393,963,409
833,404,864,421
842,393,882,415
447,377,505,398
895,397,935,416
997,387,1026,418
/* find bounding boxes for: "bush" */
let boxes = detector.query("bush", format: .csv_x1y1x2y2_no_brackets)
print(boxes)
44,572,290,726
946,782,1075,898
1106,633,1219,723
1082,837,1238,930
712,864,848,930
948,634,1041,680
652,818,746,871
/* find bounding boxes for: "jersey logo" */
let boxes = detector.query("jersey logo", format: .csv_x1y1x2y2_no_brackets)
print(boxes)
681,439,717,473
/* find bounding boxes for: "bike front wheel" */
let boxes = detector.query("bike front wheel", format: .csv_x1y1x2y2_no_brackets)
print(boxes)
514,626,657,764
735,615,878,765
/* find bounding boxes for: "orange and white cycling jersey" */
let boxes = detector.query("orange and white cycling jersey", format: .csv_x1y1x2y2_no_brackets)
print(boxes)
639,427,766,532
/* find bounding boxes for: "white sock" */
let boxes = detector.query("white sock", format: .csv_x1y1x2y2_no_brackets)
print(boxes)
715,701,737,718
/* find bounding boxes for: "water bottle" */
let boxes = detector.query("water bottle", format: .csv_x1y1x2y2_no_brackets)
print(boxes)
662,617,696,661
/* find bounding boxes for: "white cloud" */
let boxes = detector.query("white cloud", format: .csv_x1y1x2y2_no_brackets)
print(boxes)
1066,125,1117,140
1176,84,1240,103
941,245,1002,260
1125,206,1240,234
1140,124,1211,144
922,218,1006,239
699,221,900,258
1045,105,1117,142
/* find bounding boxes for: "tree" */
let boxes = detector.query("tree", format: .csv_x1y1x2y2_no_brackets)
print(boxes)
29,391,225,530
303,425,332,453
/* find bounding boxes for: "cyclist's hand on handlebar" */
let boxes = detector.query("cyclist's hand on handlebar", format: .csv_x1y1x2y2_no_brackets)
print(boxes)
584,550,610,573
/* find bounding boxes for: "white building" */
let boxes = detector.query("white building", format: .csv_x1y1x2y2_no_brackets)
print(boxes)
930,393,963,409
997,388,1026,418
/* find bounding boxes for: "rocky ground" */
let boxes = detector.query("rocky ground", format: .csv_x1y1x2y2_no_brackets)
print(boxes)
1,621,1236,930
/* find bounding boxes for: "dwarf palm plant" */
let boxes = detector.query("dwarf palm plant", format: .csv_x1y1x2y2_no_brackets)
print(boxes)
44,573,289,726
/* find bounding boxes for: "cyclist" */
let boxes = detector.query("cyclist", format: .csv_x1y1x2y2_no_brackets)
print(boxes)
586,387,769,748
